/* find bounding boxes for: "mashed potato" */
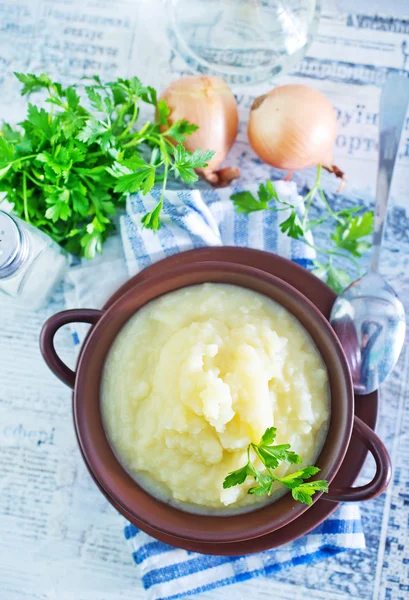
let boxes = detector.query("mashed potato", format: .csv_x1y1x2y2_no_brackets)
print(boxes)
101,284,329,512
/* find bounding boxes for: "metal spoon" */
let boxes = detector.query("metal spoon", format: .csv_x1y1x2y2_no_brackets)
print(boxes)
330,74,408,395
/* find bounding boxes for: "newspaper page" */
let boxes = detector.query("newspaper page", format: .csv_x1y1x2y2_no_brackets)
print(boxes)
0,2,408,599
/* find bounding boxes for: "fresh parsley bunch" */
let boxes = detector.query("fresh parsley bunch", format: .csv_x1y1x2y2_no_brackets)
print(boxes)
223,427,328,505
230,165,374,293
0,73,214,258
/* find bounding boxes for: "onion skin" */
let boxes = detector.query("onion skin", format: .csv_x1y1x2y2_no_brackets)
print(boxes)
248,84,342,178
160,75,239,187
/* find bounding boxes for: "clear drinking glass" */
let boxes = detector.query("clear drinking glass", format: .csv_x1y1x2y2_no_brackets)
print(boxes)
166,0,320,85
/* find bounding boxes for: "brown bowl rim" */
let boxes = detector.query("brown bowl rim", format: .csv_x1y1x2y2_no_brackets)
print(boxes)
73,261,353,544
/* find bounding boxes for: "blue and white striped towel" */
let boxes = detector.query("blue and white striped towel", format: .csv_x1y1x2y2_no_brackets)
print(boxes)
117,183,365,600
121,181,315,276
123,503,363,600
65,182,365,600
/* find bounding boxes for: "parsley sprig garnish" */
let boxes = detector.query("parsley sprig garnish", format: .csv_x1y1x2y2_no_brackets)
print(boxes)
230,165,374,293
0,72,214,258
223,427,328,505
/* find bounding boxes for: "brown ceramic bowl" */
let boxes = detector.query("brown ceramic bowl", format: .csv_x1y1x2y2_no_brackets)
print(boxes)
40,260,391,544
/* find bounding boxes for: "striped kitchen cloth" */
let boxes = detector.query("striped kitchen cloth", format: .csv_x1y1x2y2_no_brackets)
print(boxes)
123,503,363,600
121,181,315,276
65,182,365,600
118,183,365,600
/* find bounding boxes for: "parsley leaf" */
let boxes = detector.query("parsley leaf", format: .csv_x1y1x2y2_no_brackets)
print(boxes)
275,466,321,488
223,465,250,488
326,265,352,294
141,198,164,231
291,480,329,505
222,427,328,505
231,180,278,214
172,145,214,183
248,478,273,496
14,72,53,95
85,87,107,114
0,72,213,258
256,444,302,469
0,136,15,163
140,86,157,106
165,119,199,142
24,104,52,140
65,87,81,110
76,118,107,144
279,211,304,239
45,198,72,222
331,212,374,257
231,190,268,214
259,179,278,202
311,259,329,280
157,98,171,126
230,167,374,293
114,168,155,194
80,230,103,260
0,164,11,180
260,427,277,445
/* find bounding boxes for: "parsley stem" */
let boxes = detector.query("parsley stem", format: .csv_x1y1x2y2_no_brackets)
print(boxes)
7,154,37,167
276,198,299,209
48,85,69,111
267,468,279,482
302,191,315,227
302,164,322,227
122,132,159,149
118,101,139,139
327,249,360,271
315,163,322,185
159,139,169,207
78,173,96,192
164,137,176,150
22,172,29,223
122,138,143,148
317,185,341,221
137,120,151,138
303,237,361,271
86,151,104,159
24,171,45,187
247,445,252,464
301,166,341,226
329,250,360,272
297,165,361,274
251,443,265,465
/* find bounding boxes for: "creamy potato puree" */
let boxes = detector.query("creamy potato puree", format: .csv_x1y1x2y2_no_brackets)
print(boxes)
102,284,329,512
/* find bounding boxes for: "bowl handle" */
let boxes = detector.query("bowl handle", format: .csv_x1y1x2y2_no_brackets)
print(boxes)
324,415,391,502
40,309,104,389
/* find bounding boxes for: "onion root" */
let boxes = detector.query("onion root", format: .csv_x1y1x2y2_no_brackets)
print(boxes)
323,164,346,192
202,166,240,187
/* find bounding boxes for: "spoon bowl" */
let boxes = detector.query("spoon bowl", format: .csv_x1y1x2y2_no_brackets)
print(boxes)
330,272,405,395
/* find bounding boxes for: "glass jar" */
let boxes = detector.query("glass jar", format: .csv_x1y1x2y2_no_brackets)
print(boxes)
166,0,320,85
0,211,68,309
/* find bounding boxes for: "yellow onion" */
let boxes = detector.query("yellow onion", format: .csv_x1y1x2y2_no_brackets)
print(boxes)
160,75,239,186
248,84,343,181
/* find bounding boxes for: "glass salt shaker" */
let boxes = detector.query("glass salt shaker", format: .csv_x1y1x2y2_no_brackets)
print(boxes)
0,211,68,309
